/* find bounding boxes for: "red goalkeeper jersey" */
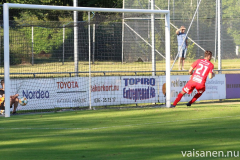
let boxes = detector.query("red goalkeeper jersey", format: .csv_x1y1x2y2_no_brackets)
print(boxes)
190,59,214,85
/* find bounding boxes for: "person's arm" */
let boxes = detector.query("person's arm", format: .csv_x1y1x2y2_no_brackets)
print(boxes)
10,94,19,100
1,83,4,90
189,66,194,75
208,72,215,79
186,38,188,48
176,29,181,35
208,65,215,79
189,60,199,75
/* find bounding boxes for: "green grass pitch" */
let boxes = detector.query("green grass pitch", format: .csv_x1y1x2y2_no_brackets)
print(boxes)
1,101,240,160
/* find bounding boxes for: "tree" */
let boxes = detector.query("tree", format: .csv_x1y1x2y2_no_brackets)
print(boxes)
222,0,240,46
1,0,123,21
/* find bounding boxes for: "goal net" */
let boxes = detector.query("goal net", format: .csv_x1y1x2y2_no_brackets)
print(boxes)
124,0,240,72
123,0,240,106
2,3,170,117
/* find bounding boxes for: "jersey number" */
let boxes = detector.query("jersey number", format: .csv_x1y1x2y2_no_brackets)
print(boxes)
196,64,208,76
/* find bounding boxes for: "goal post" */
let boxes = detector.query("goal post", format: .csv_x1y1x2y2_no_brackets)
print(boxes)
165,12,171,109
3,3,10,117
3,3,171,117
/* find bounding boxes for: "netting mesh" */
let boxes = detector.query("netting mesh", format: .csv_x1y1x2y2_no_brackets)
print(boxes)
0,5,168,114
0,9,167,77
0,0,240,114
124,0,240,68
123,20,165,63
2,0,239,78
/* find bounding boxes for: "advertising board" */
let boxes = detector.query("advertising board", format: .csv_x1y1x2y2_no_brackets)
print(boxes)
226,74,240,99
170,74,226,102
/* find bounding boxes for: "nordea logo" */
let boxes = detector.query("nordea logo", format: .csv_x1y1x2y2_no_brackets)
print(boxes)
23,90,50,99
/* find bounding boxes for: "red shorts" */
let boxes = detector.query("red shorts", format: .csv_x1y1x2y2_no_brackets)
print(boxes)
182,80,205,94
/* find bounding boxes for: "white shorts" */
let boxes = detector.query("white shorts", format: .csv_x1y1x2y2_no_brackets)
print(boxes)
178,48,187,58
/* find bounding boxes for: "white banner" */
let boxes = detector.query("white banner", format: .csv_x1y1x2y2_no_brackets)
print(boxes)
54,77,89,108
91,77,121,106
200,74,226,100
121,76,158,104
7,74,226,111
170,74,226,102
157,76,166,103
12,78,56,110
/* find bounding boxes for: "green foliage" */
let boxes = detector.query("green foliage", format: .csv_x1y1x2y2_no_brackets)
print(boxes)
2,0,240,64
186,42,196,60
1,0,123,20
222,0,240,46
0,0,123,65
170,26,178,60
14,13,72,55
8,28,32,65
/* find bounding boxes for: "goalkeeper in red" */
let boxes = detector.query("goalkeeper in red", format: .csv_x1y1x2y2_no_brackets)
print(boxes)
171,50,215,107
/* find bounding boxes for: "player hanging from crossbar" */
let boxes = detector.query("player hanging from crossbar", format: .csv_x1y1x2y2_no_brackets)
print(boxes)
171,50,215,108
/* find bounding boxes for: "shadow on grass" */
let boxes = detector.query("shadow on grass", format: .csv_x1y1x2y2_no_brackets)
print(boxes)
1,104,240,160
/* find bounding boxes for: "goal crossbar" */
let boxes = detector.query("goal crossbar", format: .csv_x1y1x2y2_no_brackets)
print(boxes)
5,3,170,14
3,3,171,117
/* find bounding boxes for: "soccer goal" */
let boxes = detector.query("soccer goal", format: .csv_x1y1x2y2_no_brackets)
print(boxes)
3,3,171,117
123,0,233,72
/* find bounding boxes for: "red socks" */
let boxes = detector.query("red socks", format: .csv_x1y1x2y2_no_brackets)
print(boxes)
189,93,202,104
173,92,203,106
173,92,184,106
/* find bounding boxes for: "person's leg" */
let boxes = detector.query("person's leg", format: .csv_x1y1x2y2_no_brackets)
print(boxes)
178,47,183,70
178,57,182,70
10,98,13,107
182,48,187,70
188,93,202,105
173,91,186,106
180,49,185,70
172,81,195,107
182,57,185,70
0,103,4,114
10,94,19,113
187,86,205,106
12,98,19,113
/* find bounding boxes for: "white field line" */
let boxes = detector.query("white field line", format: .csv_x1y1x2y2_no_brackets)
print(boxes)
0,115,239,130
